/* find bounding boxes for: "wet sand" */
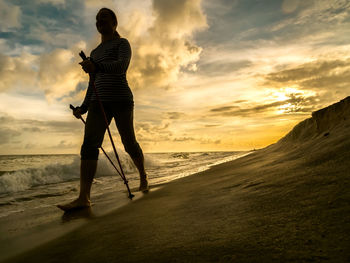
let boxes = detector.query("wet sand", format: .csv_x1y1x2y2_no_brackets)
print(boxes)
3,97,350,262
0,187,150,262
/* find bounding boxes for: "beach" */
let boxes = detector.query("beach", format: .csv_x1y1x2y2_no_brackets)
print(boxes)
3,97,350,262
0,152,247,261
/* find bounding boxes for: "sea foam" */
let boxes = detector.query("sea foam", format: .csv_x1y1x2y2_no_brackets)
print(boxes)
0,151,143,194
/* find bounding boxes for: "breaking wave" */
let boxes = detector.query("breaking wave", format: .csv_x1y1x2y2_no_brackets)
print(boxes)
0,151,147,194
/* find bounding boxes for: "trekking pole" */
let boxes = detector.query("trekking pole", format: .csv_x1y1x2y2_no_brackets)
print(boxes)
69,104,124,179
78,51,134,200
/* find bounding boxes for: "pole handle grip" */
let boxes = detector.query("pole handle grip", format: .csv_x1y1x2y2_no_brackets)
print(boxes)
79,51,87,60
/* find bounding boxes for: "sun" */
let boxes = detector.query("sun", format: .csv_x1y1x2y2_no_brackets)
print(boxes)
275,92,289,102
272,87,311,114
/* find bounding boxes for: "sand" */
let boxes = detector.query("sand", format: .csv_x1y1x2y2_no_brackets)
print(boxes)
3,97,350,262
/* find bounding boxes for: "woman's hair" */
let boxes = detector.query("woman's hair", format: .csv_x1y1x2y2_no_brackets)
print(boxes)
98,7,120,37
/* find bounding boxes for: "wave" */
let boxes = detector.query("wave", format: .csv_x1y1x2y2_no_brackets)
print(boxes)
171,153,190,159
0,158,80,194
0,150,151,195
0,151,244,195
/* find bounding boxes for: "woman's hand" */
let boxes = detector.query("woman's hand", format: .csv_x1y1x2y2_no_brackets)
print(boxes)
73,107,84,119
79,60,96,74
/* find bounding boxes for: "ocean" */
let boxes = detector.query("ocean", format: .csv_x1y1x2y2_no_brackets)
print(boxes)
0,151,249,218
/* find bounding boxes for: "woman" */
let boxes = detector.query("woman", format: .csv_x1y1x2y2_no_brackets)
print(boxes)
58,8,148,211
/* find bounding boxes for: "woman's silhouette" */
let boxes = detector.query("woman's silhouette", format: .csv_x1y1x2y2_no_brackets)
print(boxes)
58,8,148,211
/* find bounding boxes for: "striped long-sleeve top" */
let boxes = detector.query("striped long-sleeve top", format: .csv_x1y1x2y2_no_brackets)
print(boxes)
81,37,133,109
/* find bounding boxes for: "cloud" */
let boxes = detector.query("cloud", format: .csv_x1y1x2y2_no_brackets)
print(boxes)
196,60,252,77
295,0,350,25
265,59,350,83
281,0,300,14
1,0,208,102
163,112,186,120
135,117,222,146
120,0,208,89
203,124,221,127
199,138,221,145
0,40,87,102
151,0,207,38
0,127,21,145
54,140,75,148
211,101,285,117
0,112,82,153
38,45,86,101
263,58,350,98
210,106,240,113
173,136,195,142
0,0,92,100
268,0,350,45
0,113,81,134
173,136,220,144
36,0,66,6
0,52,38,92
85,0,115,8
0,0,21,31
196,0,350,56
135,121,173,142
0,0,91,55
23,140,77,150
210,93,319,117
22,127,43,132
24,143,38,149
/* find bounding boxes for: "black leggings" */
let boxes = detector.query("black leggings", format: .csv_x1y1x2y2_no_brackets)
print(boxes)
80,101,143,160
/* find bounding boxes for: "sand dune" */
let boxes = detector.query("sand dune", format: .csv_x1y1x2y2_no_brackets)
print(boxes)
5,97,350,262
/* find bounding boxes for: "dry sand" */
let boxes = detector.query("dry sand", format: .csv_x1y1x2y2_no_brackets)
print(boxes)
4,97,350,262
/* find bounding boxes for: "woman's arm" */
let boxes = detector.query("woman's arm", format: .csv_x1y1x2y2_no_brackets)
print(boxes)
95,38,131,75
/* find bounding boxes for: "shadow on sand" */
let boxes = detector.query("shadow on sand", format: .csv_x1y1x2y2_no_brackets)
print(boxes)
61,207,94,223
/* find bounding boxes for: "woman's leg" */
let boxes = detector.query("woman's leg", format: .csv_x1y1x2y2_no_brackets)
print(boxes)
113,105,149,191
58,102,111,211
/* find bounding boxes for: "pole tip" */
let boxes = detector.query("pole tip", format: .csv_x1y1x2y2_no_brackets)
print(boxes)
128,193,135,200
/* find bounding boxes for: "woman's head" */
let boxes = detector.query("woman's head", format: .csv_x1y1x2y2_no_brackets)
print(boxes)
96,8,119,36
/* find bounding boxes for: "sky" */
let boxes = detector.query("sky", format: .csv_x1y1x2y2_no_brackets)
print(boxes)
0,0,350,154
